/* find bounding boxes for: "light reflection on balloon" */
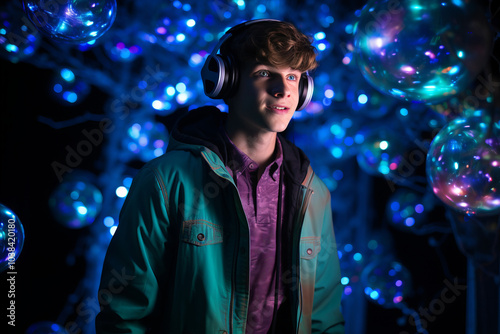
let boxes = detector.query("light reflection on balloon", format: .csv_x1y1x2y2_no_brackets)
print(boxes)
22,0,117,43
48,180,103,229
426,110,500,215
354,0,491,103
361,258,412,308
0,204,25,273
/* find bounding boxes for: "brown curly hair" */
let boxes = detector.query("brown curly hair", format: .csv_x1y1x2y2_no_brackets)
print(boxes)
220,20,318,73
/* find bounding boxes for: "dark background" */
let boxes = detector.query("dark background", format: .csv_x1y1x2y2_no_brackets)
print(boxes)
1,0,499,333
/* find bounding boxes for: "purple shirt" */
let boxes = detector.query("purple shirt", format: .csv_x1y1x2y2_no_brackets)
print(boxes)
224,132,285,334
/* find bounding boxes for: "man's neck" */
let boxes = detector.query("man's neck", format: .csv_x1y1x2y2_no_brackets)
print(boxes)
225,124,277,167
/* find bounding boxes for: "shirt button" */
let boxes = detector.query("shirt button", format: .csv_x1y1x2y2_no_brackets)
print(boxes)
197,233,205,241
307,248,313,255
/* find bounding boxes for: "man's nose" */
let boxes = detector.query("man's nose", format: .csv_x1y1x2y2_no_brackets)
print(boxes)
269,76,291,98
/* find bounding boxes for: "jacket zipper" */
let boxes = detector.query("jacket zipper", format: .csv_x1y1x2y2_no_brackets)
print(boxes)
200,151,248,333
229,209,239,334
294,180,314,334
230,184,250,334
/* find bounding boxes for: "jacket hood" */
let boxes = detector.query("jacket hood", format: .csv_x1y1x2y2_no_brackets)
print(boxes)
169,106,310,184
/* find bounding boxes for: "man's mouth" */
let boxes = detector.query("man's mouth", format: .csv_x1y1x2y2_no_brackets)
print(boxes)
268,105,289,112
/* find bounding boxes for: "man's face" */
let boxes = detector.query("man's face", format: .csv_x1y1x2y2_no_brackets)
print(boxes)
226,62,302,134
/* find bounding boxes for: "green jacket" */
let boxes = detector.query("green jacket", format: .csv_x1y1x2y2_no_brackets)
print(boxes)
96,107,344,333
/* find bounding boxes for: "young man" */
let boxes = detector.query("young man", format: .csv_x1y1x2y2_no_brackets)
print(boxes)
96,19,344,333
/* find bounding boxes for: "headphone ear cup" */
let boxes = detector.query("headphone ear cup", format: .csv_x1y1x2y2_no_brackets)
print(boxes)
201,54,226,99
201,53,239,100
220,54,239,99
297,74,314,111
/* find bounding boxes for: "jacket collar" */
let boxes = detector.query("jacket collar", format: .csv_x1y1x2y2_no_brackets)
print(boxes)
169,106,310,184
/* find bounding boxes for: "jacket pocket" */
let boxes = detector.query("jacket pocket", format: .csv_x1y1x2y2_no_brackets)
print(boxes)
181,219,223,246
300,236,321,260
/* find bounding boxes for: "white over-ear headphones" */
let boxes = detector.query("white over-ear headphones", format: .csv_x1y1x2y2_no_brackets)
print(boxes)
201,19,314,111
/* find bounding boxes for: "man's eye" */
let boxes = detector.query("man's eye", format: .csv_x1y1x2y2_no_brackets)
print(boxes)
287,74,297,80
257,70,270,77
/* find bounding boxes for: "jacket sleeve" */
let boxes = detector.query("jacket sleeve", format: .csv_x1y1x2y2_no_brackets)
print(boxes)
95,166,172,333
312,188,345,333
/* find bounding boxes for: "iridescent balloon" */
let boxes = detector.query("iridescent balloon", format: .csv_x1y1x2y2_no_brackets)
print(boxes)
152,3,200,55
144,78,195,116
428,88,495,121
338,244,366,299
320,115,364,160
0,204,25,273
51,68,90,105
361,258,412,308
123,121,169,162
356,128,408,177
0,3,40,63
354,0,491,103
426,110,500,215
48,180,103,229
26,321,69,334
386,188,427,231
22,0,117,43
104,30,143,62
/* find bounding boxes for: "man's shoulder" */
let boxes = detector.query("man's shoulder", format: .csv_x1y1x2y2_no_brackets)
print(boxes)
309,167,331,201
146,147,203,171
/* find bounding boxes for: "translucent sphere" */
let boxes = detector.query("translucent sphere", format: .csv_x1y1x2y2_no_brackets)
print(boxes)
48,180,103,228
104,30,144,62
386,188,427,231
0,3,40,63
123,121,169,162
361,259,412,308
22,0,117,43
338,244,366,299
354,0,491,103
356,129,408,177
26,321,69,334
320,115,363,161
0,204,25,273
426,110,500,215
51,68,90,105
151,3,200,55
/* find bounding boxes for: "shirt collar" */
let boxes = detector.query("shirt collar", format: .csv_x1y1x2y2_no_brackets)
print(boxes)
222,126,283,178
